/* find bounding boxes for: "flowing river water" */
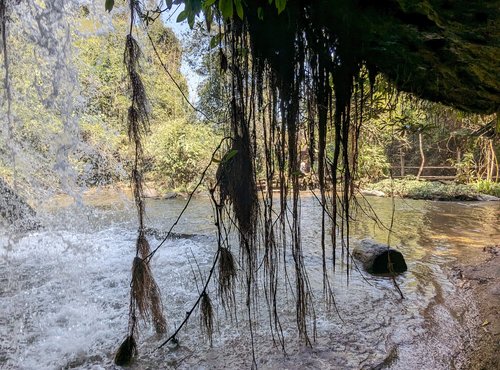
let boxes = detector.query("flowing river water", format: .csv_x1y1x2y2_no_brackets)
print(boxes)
0,191,498,369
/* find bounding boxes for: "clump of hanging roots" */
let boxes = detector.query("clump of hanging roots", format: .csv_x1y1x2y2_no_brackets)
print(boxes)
200,292,214,345
131,257,166,331
217,246,236,309
115,1,165,365
136,232,151,258
114,334,137,366
216,135,258,247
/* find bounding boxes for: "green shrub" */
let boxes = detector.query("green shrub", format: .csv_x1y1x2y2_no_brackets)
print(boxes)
368,178,477,200
147,119,221,192
358,145,390,182
450,152,476,183
474,180,500,197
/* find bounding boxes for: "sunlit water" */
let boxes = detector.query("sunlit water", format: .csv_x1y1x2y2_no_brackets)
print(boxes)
0,191,498,369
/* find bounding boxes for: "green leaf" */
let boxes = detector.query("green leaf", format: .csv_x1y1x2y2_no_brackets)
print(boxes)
219,0,233,18
188,13,195,28
204,6,213,30
257,7,264,20
176,10,189,22
204,0,217,7
223,149,238,162
275,0,286,14
210,33,222,49
105,0,114,12
234,0,243,19
191,0,203,14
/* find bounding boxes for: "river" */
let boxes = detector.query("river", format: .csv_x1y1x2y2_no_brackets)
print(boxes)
0,190,498,369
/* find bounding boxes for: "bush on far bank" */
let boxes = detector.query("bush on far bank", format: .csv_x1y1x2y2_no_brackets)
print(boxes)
366,177,500,200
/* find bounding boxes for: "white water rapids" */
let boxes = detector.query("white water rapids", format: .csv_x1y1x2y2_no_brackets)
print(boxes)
1,192,498,369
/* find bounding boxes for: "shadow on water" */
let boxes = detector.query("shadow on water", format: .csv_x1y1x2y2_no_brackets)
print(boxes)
0,191,498,369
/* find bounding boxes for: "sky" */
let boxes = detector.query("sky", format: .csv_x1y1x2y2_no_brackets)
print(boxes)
162,4,204,103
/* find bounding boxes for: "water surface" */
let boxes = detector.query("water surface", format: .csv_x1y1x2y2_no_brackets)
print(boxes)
0,191,498,369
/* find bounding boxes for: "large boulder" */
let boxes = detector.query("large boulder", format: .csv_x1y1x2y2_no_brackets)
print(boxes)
353,239,407,274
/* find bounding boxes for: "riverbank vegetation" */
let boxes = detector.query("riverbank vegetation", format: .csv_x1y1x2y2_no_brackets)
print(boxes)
365,178,500,201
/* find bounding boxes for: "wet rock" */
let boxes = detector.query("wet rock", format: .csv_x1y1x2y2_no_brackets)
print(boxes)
0,178,40,231
144,227,199,240
353,239,407,274
163,192,178,199
476,194,500,201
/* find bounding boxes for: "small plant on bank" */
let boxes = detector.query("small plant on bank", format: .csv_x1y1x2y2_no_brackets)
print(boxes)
474,180,500,197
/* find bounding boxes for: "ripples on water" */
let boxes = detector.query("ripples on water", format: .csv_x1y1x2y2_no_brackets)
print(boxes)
0,192,498,369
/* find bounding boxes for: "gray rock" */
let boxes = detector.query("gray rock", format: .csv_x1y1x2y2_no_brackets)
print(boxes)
476,194,500,201
143,227,209,241
352,239,407,274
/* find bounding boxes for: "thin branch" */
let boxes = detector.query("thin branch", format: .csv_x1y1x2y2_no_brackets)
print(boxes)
146,136,233,262
145,30,223,126
157,247,220,349
157,188,223,350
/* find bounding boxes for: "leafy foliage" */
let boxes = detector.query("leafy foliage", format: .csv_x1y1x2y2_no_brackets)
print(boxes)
358,145,390,183
367,178,500,200
147,119,220,191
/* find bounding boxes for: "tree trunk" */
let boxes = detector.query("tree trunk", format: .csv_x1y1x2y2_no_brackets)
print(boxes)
416,132,425,180
488,140,495,182
455,149,461,181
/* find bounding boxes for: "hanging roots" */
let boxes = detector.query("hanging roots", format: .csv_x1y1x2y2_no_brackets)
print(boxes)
131,257,166,333
216,136,258,240
137,232,151,258
125,34,149,147
150,286,167,334
116,1,166,364
218,247,236,308
114,334,137,367
200,292,214,345
124,34,142,70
